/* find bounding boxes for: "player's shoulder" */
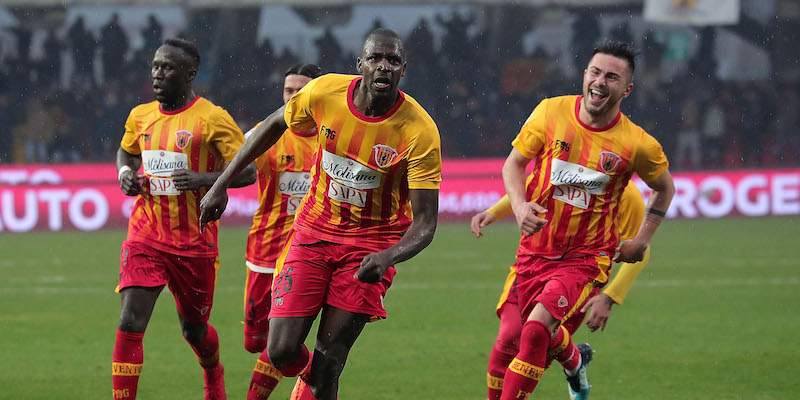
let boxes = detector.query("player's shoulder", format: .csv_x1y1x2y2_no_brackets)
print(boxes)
314,73,357,92
193,96,236,123
618,113,657,143
129,101,160,118
544,94,579,106
398,91,437,128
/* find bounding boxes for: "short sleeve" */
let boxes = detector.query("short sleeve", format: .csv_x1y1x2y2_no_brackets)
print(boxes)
207,108,245,162
632,133,669,183
120,109,141,155
406,121,442,190
510,100,548,159
284,77,320,133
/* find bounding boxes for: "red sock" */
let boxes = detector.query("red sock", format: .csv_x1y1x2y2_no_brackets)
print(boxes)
112,329,144,400
500,321,549,400
247,349,283,400
188,324,220,370
487,308,522,400
276,344,310,377
548,325,580,372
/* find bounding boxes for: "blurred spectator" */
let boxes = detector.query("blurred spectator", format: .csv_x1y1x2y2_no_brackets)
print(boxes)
13,97,56,163
675,98,702,170
701,98,725,169
775,85,800,164
40,29,62,88
142,15,163,56
100,13,129,83
315,28,342,73
67,16,96,87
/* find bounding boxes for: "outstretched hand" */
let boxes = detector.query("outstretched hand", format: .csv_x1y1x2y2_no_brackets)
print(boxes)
355,251,393,283
470,212,495,238
199,186,228,232
514,202,548,236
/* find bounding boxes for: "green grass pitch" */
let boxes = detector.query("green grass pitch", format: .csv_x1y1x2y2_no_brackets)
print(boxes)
1,217,798,399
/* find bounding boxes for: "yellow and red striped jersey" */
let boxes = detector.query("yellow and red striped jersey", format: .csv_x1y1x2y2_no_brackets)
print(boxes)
284,74,441,245
512,95,667,262
245,127,317,270
120,96,245,257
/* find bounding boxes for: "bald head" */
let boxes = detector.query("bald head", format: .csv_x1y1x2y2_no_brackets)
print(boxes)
363,28,406,60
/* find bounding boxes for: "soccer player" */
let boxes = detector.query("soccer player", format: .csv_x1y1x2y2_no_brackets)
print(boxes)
199,28,441,400
113,38,256,400
498,40,675,400
473,181,651,400
243,63,322,400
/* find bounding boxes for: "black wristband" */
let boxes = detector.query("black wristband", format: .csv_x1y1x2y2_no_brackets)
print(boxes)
646,208,666,218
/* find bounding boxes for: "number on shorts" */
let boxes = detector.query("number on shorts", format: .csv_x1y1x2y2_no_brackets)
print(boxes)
274,267,293,296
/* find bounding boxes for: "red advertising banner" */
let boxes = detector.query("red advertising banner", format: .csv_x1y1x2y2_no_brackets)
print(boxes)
0,162,798,232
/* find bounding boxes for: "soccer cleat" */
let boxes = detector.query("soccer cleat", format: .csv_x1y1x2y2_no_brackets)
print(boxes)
565,343,594,400
203,363,227,400
289,374,308,400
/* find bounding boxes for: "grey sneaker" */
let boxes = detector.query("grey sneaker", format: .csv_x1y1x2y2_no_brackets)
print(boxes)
565,343,594,400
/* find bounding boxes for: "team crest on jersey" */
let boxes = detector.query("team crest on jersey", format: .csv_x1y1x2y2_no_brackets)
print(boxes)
174,130,193,150
372,144,398,168
558,296,568,308
599,151,622,173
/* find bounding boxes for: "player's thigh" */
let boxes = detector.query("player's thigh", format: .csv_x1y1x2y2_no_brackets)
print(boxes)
269,237,334,319
166,255,218,324
118,286,163,331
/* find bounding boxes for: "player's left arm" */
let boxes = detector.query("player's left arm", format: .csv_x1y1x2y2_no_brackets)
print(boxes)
583,247,651,332
173,162,256,191
615,170,674,263
355,189,439,283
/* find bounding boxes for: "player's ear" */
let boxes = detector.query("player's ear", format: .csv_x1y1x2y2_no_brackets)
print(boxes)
186,67,197,83
356,57,364,74
401,61,407,77
622,82,633,99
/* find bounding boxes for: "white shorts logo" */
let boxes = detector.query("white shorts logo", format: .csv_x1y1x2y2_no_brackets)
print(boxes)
328,180,367,207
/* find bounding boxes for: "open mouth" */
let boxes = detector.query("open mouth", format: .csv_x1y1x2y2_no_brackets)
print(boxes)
374,76,392,90
588,88,608,104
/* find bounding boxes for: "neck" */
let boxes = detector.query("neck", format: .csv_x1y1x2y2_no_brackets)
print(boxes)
579,99,620,129
353,80,396,117
161,90,196,112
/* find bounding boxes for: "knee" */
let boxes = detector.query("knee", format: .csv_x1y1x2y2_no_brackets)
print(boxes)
267,341,300,370
181,322,207,345
118,309,147,333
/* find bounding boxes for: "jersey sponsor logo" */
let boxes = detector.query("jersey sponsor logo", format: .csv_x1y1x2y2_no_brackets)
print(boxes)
372,144,399,168
278,171,311,197
554,139,571,153
558,295,568,308
599,151,622,173
320,150,381,190
174,130,193,150
141,150,188,177
321,125,336,140
286,197,302,215
550,159,609,195
553,184,590,209
148,176,180,195
328,180,367,207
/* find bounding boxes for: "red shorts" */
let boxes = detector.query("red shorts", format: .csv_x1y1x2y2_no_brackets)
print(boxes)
514,254,608,323
119,240,218,324
269,229,396,320
244,267,274,337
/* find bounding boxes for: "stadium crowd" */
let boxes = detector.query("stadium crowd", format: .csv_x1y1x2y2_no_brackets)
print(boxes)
1,6,797,168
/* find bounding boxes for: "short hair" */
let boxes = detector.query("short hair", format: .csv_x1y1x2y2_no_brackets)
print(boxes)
592,40,638,75
364,28,406,59
285,63,322,79
163,38,200,69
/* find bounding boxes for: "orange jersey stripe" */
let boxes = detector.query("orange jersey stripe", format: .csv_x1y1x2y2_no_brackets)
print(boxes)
120,96,244,257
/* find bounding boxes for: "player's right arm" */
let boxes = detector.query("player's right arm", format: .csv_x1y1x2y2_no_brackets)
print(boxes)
199,105,288,227
117,110,145,196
